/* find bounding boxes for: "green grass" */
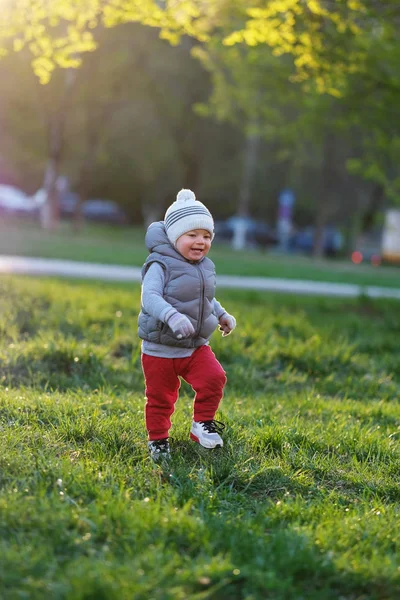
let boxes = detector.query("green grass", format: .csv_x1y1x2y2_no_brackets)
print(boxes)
1,219,400,288
1,275,400,599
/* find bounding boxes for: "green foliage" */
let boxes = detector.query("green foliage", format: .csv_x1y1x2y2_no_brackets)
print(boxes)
0,21,244,215
2,2,399,224
0,0,197,84
1,274,400,598
222,0,400,202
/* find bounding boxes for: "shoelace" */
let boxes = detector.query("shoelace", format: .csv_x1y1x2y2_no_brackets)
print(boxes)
198,420,225,434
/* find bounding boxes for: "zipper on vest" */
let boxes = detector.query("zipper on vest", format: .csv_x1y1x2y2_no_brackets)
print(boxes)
194,264,206,338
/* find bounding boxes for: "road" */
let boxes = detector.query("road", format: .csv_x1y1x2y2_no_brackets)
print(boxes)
0,254,400,300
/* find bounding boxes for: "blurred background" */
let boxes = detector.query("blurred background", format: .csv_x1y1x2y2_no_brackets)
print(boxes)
0,1,399,271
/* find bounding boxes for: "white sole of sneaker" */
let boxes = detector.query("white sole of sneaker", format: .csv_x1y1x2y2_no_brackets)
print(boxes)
190,432,223,449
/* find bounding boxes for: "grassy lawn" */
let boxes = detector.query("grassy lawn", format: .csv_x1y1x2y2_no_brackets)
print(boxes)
1,275,400,599
1,219,400,288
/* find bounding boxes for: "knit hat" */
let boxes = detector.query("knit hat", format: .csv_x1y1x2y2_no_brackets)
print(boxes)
164,189,214,246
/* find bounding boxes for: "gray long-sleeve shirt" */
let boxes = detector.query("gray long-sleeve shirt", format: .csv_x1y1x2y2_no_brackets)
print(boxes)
141,262,226,358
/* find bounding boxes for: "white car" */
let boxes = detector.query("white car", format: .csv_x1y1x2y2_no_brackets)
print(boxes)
0,185,38,216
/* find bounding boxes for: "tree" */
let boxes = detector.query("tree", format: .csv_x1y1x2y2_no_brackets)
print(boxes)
0,0,217,228
0,0,223,83
224,1,400,197
2,0,400,241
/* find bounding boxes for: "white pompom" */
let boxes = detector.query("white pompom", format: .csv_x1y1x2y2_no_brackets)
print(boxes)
176,189,196,203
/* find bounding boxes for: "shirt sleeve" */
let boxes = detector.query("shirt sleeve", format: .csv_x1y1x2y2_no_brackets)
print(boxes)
141,262,177,323
213,298,226,319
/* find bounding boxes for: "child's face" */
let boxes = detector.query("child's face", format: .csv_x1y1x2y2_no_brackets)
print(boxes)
176,229,212,261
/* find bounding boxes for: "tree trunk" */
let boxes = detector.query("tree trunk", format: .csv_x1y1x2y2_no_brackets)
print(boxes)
41,69,77,230
238,129,259,217
362,183,385,232
73,134,99,233
40,156,61,229
345,182,385,254
347,190,364,254
313,134,335,258
232,128,260,250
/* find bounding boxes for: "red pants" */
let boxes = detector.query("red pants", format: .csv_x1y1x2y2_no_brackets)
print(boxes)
141,345,227,440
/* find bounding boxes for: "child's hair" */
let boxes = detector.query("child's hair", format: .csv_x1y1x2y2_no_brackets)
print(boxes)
164,189,214,246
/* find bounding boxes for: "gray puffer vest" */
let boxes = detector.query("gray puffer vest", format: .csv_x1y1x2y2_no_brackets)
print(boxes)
138,221,218,348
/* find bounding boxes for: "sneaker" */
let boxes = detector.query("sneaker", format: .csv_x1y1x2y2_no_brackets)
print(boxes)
148,438,170,461
190,420,225,449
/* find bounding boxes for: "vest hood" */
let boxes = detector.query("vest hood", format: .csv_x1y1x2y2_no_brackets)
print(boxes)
145,221,170,254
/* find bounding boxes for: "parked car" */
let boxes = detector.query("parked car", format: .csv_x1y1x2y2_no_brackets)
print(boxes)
0,185,39,218
58,194,127,225
83,199,127,225
288,226,343,257
214,216,277,249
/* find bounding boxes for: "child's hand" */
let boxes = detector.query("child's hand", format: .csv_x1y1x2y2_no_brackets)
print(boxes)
218,312,236,337
167,312,195,339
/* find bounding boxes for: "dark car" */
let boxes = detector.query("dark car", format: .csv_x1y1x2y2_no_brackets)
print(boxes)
214,216,277,249
289,226,343,257
59,194,127,225
82,200,127,225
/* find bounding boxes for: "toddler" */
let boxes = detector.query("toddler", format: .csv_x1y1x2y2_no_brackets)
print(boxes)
138,189,236,460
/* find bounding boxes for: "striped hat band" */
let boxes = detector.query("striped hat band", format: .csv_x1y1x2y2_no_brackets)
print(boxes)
165,206,212,230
